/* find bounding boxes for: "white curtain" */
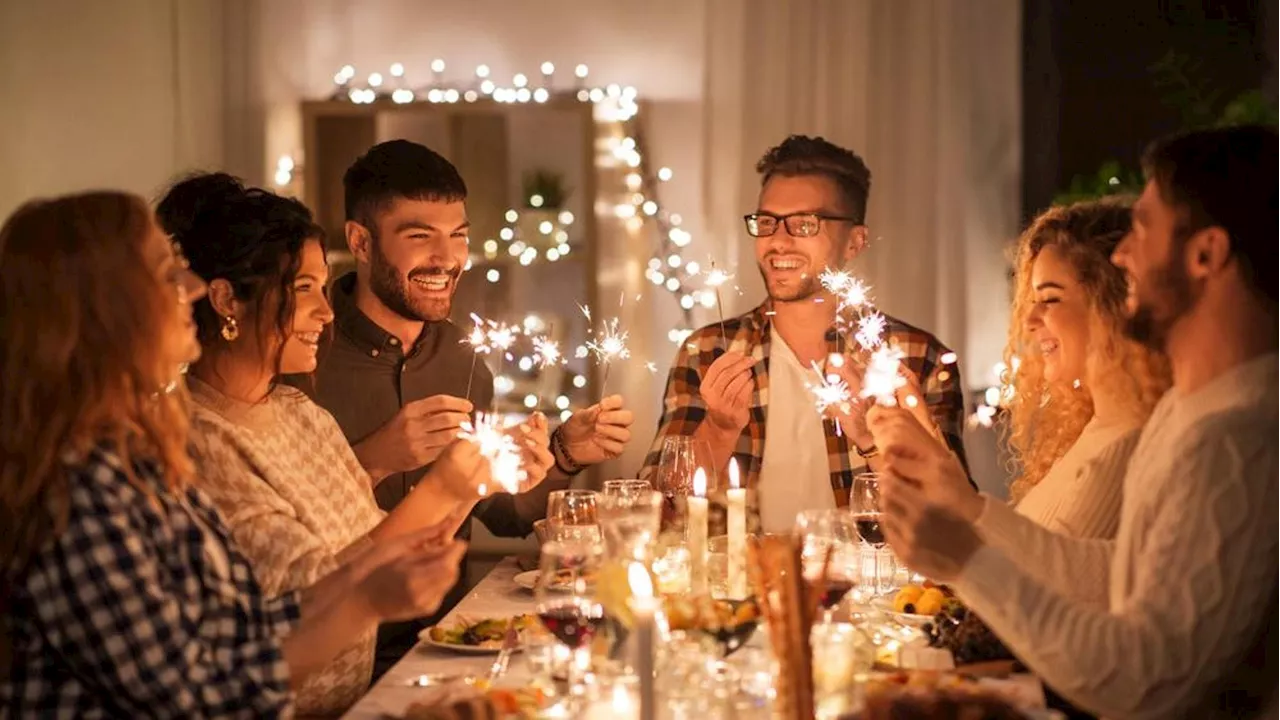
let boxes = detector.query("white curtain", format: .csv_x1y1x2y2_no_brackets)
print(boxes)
701,0,1022,393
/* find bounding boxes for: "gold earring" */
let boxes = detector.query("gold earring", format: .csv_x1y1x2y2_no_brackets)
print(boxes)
220,316,239,341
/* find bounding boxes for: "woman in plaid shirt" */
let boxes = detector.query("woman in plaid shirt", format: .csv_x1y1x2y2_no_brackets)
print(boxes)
0,192,467,717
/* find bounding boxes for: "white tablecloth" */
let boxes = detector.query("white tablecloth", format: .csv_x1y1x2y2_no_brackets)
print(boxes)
342,558,535,719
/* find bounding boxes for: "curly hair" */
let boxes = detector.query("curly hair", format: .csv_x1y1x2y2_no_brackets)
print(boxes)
156,172,323,380
756,135,872,223
1002,199,1172,502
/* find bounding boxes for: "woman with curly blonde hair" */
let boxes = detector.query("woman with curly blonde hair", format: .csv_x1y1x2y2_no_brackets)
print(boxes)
999,198,1171,536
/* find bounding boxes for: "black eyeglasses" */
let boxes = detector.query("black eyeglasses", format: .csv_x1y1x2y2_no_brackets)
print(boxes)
743,212,862,238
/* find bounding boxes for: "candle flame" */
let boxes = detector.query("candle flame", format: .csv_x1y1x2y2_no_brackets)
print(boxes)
692,467,707,497
627,561,653,598
729,458,740,490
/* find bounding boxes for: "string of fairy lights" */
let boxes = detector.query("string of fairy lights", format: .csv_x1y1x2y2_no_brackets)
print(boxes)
323,59,711,332
301,60,1010,488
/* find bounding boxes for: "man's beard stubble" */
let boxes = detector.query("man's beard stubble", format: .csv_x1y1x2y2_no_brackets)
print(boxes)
367,235,458,323
1123,251,1197,351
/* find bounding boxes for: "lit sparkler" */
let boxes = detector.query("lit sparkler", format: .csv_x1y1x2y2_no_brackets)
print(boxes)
818,268,873,313
457,413,527,495
854,311,887,351
860,345,907,407
531,334,563,369
461,314,493,401
585,317,631,397
702,261,735,344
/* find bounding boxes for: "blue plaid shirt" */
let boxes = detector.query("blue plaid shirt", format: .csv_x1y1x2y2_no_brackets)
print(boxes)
1,445,300,718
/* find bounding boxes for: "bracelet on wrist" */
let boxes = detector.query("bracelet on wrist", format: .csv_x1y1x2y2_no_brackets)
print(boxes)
855,441,879,459
551,427,585,476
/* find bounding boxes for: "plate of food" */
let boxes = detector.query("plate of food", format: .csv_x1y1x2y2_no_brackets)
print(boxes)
511,568,587,592
875,583,957,627
421,614,536,654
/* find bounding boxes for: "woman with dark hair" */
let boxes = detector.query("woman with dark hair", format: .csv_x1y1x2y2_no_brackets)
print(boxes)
0,191,467,716
157,173,550,715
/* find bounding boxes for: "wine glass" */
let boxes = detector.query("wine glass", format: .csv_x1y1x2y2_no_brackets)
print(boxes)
654,436,715,526
850,473,889,595
794,508,860,622
535,540,605,705
546,489,600,543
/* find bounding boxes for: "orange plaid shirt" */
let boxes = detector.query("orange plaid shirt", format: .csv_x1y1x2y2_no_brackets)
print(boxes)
638,301,968,508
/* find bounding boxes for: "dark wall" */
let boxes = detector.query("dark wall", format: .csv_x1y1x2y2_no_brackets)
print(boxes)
1022,0,1273,222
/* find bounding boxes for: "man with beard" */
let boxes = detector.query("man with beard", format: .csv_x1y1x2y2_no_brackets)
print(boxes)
294,140,634,677
864,125,1277,719
639,135,968,534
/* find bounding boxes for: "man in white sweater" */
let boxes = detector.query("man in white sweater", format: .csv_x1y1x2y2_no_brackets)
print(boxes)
867,125,1278,719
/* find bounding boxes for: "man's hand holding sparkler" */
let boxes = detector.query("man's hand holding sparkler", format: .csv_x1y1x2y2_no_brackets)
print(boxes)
823,355,946,450
699,351,754,433
353,395,475,483
552,395,634,472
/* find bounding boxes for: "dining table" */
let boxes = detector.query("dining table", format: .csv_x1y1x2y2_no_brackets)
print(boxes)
343,557,1056,720
342,557,541,719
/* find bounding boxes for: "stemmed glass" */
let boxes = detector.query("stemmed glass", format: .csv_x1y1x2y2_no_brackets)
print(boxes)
850,473,890,595
546,489,600,543
535,540,605,707
654,436,715,527
794,508,860,623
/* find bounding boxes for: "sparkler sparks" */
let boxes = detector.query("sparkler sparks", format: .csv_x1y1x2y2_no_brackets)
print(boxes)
457,413,527,495
806,361,853,416
585,317,631,397
860,345,908,406
462,314,493,354
531,335,563,369
855,312,887,351
818,268,873,312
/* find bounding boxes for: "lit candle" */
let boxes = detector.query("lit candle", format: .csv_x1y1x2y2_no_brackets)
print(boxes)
688,468,709,594
726,458,747,599
629,563,656,720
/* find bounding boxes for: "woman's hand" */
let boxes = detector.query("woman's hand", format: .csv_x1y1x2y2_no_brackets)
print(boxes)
509,412,555,489
866,405,980,522
348,529,469,622
430,439,494,499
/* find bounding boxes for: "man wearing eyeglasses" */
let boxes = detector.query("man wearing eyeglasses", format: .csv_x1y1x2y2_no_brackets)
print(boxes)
639,135,969,533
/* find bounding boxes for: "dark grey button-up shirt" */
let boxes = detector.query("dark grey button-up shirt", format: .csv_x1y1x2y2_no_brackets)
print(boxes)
289,272,533,539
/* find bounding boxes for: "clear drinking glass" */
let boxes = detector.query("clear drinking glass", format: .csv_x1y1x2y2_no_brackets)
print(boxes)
547,489,600,543
794,508,861,622
849,473,890,595
602,478,652,499
597,490,662,562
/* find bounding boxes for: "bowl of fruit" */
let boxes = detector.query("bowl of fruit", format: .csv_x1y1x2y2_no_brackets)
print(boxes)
877,582,957,626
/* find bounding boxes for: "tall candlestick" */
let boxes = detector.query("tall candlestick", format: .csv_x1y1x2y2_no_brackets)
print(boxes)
726,458,748,599
629,563,656,720
688,468,709,594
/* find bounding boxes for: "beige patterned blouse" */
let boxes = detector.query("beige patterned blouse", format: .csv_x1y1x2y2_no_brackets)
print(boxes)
187,377,385,717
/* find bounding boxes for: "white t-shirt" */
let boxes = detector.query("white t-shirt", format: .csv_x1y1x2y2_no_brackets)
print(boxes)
757,327,835,533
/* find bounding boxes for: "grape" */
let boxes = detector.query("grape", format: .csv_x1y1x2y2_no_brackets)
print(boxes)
923,604,1014,665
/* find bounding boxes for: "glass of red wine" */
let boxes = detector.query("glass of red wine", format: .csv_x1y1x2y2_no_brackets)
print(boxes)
850,473,890,595
535,540,604,706
795,508,860,624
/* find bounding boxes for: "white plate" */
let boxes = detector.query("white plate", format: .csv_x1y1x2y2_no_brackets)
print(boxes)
418,630,524,655
512,570,539,591
872,598,934,627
